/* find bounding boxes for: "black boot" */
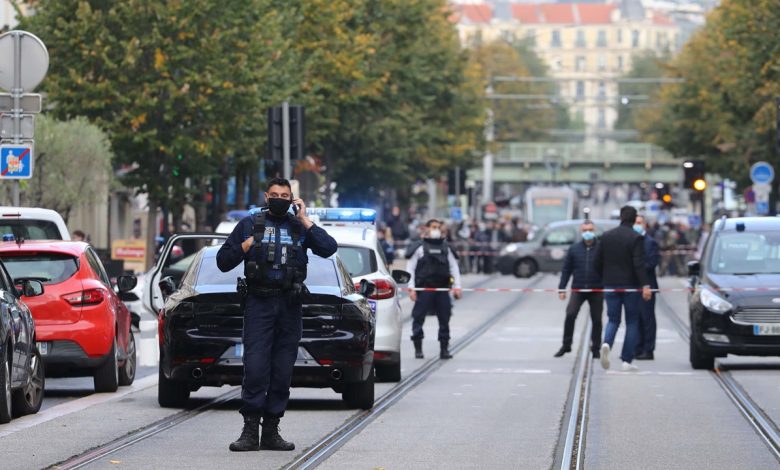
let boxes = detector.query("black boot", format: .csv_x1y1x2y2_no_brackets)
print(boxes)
229,415,260,452
413,339,424,359
439,341,452,359
260,416,295,451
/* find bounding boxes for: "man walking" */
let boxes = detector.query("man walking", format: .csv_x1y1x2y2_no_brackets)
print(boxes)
407,219,462,359
555,220,604,358
595,206,652,371
634,215,659,360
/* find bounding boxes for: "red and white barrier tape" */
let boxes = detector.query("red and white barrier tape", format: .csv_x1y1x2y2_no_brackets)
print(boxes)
401,286,780,294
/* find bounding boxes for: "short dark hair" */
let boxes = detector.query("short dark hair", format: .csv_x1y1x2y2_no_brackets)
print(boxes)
266,177,292,193
425,219,442,227
620,205,638,224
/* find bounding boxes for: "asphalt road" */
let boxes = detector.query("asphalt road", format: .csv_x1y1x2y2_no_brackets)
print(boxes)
2,273,780,469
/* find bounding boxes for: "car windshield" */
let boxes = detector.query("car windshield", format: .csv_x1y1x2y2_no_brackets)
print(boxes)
708,231,780,274
0,253,79,284
0,220,62,240
337,246,376,277
194,249,340,289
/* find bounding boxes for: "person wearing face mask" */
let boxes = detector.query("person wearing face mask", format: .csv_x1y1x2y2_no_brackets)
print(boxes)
406,219,463,359
216,177,337,452
555,220,604,358
633,215,659,360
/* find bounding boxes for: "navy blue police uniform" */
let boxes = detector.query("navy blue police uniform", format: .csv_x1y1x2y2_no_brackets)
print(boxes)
216,209,337,419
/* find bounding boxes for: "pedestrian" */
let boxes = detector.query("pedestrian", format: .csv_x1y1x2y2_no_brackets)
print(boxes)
407,219,463,360
634,215,659,360
554,220,604,359
72,230,87,242
216,177,338,452
594,205,652,371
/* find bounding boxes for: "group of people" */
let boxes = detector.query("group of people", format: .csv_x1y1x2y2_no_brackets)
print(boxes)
556,205,659,371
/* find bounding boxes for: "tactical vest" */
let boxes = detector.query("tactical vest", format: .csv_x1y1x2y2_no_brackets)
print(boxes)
244,210,307,291
414,240,452,288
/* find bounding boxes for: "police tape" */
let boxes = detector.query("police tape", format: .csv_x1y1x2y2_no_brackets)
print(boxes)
400,286,780,293
451,249,697,257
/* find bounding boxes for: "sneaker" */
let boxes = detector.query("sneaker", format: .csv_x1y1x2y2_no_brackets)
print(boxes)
621,361,639,372
599,343,610,370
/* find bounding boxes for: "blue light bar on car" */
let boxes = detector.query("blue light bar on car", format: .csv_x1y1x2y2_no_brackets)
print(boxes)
306,208,376,223
2,233,14,242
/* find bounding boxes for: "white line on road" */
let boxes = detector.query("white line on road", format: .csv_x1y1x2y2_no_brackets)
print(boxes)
455,368,552,374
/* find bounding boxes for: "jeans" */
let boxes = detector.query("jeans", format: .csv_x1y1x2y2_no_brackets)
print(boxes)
603,289,641,363
562,292,604,352
410,291,452,342
636,293,657,354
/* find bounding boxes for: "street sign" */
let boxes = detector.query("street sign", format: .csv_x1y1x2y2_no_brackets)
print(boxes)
0,31,49,91
0,114,34,139
0,143,33,179
756,200,770,215
753,183,771,200
0,93,41,113
750,161,775,185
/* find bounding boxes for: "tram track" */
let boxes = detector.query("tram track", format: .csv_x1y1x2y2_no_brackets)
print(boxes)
658,295,780,462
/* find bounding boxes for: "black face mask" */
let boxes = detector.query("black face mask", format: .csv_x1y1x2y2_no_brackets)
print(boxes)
268,198,292,216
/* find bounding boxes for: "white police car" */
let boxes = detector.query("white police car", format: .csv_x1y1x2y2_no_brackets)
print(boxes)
309,208,410,382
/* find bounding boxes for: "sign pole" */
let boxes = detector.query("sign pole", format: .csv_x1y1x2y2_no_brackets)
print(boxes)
282,101,291,180
12,31,22,205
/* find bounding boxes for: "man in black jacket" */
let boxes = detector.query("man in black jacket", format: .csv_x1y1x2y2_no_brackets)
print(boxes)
594,206,652,371
634,214,660,360
555,220,604,358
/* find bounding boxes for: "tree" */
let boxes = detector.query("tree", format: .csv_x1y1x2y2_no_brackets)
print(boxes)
0,116,113,222
615,51,667,131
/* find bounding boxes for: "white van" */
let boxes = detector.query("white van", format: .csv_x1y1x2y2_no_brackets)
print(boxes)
0,206,70,240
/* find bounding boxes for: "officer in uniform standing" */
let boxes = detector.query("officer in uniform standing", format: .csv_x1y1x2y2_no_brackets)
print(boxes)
406,219,462,359
217,178,337,452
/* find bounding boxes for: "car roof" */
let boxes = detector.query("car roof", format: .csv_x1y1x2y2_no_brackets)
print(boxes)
319,224,377,248
715,217,780,232
0,240,88,256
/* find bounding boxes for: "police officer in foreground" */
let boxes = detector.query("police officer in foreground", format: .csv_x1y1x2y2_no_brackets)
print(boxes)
406,219,462,359
555,220,604,358
217,178,337,452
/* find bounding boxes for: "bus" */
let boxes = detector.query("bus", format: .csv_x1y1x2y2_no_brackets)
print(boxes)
524,186,577,228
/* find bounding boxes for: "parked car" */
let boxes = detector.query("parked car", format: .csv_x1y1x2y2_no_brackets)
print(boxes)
0,241,137,392
688,216,780,369
0,264,45,423
0,206,70,240
153,234,376,409
314,208,409,382
495,219,618,278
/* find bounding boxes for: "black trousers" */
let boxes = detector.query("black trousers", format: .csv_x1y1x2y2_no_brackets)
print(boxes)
410,291,452,342
562,292,604,352
636,293,657,355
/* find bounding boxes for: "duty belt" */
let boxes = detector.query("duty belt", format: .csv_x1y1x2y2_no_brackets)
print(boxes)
246,285,288,298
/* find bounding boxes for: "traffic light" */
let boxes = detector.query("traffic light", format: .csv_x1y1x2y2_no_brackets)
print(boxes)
172,153,183,177
656,183,673,208
268,105,305,161
683,159,706,191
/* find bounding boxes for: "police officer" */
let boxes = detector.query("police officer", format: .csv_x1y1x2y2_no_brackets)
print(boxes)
634,214,660,360
217,178,337,452
406,219,462,359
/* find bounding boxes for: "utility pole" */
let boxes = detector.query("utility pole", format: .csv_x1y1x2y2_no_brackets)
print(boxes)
482,86,495,208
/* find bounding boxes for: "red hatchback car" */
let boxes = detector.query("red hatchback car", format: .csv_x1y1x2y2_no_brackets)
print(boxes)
0,241,137,392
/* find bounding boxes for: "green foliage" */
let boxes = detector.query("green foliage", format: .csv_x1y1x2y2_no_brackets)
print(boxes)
615,51,667,131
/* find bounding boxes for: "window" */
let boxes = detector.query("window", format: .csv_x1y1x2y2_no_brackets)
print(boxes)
598,109,606,129
598,54,607,71
1,253,80,285
709,232,780,274
552,56,562,71
617,55,624,71
501,29,516,43
632,30,640,48
576,81,585,101
551,29,561,48
544,227,576,246
526,29,536,46
575,56,586,72
86,249,111,286
576,30,586,47
336,246,377,277
617,29,623,44
0,220,62,241
598,81,606,100
597,30,607,47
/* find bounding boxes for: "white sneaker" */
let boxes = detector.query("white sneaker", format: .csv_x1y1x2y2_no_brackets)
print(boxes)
621,361,639,372
600,343,610,370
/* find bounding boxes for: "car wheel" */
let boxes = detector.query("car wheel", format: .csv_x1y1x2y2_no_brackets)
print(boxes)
118,330,137,386
514,259,537,278
94,339,119,393
342,369,375,410
12,346,44,417
0,348,12,424
157,366,190,408
689,334,714,370
375,361,401,382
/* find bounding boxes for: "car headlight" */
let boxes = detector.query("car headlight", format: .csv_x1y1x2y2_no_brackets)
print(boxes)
501,244,518,255
700,287,733,314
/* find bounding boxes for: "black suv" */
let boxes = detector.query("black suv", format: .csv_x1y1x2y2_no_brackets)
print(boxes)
688,216,780,369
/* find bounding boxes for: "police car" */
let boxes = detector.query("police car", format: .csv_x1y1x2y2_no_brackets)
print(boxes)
308,208,410,382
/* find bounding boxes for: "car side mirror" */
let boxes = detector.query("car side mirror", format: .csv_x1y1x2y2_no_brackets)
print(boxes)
159,276,176,298
688,260,701,277
391,269,411,284
359,279,376,298
116,275,138,293
21,279,44,297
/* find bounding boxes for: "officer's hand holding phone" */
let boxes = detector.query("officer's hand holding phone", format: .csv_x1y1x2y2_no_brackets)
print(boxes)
293,197,313,229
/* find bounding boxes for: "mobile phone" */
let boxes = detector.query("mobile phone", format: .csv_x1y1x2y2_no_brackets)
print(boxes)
292,203,299,215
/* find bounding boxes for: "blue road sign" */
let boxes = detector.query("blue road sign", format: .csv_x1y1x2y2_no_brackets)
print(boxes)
450,207,463,221
0,144,33,179
756,200,770,215
750,161,774,185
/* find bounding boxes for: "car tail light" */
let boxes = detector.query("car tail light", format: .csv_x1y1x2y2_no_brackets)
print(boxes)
62,288,105,306
158,314,165,346
354,278,396,300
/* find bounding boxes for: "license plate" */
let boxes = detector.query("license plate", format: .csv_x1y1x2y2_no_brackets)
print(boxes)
235,343,244,357
753,324,780,336
36,341,48,356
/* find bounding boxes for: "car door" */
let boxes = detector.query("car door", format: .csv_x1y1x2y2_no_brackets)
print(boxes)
536,226,577,272
85,248,130,350
145,234,228,315
0,264,27,386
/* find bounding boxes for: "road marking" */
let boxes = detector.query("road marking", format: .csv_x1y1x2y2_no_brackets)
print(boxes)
0,373,158,438
603,371,694,376
455,368,552,374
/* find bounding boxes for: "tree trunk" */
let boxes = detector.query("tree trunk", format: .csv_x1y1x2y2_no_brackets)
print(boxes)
145,198,158,270
248,160,259,207
235,165,246,209
217,168,228,221
194,179,209,231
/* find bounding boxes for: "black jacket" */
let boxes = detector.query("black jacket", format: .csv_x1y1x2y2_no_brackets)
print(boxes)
643,235,660,289
594,224,649,288
558,240,602,290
